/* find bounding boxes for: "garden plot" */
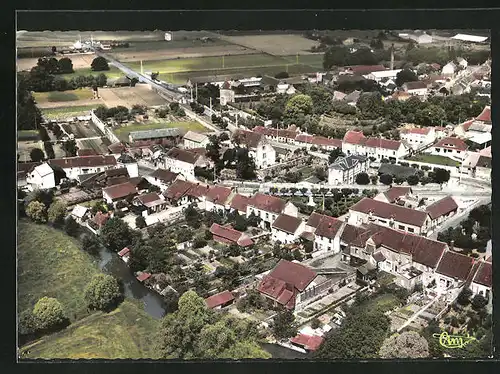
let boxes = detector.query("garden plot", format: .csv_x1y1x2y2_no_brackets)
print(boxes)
62,120,105,139
77,137,110,155
17,140,45,162
217,34,321,56
98,85,167,108
41,105,100,121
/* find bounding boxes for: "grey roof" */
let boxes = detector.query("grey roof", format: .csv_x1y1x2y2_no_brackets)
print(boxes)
129,128,182,141
183,131,208,143
117,154,136,163
344,90,361,103
329,155,368,171
468,122,491,133
378,163,418,178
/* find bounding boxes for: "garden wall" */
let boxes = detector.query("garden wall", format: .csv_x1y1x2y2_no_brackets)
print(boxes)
90,110,120,144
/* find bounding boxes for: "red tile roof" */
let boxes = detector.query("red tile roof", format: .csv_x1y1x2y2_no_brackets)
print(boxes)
136,192,163,206
400,127,432,135
136,272,151,282
49,155,117,169
461,119,475,132
94,211,111,228
233,130,264,149
248,193,288,214
290,334,324,351
103,181,137,200
229,194,251,213
350,197,429,228
205,290,235,309
295,134,342,148
148,168,179,184
314,214,344,239
187,183,211,198
306,212,324,229
108,142,126,154
166,147,201,164
473,260,492,287
434,137,468,152
206,186,233,205
436,251,475,281
272,214,303,234
403,81,428,90
343,130,365,145
343,131,402,150
210,223,253,247
253,126,298,140
372,251,386,262
383,187,412,203
348,65,386,75
475,106,491,123
425,196,458,220
164,179,193,201
118,247,130,257
77,149,100,156
340,223,366,244
264,260,316,292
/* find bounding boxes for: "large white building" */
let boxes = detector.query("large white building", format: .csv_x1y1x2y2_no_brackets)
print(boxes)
328,155,369,185
183,131,210,150
26,162,56,191
363,69,402,82
342,130,409,161
48,155,118,181
233,130,276,169
400,127,437,150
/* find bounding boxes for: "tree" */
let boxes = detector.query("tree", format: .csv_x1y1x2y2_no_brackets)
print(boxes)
81,234,100,255
91,56,110,71
219,340,271,359
100,217,133,252
235,148,256,180
57,57,74,74
407,174,419,186
370,38,384,50
357,92,385,120
284,94,313,124
457,287,473,306
26,200,47,223
395,68,418,87
30,148,45,162
329,148,344,164
355,172,370,185
47,200,67,227
370,175,379,185
432,168,450,184
415,104,447,127
135,216,147,229
96,73,107,87
272,310,297,341
184,204,202,229
275,71,289,79
32,297,67,331
311,317,321,329
62,139,78,157
84,273,123,311
379,173,393,185
206,135,221,164
233,214,248,232
471,294,488,311
379,331,429,359
64,216,80,237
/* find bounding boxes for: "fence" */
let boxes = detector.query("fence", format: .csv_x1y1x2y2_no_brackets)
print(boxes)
90,110,120,144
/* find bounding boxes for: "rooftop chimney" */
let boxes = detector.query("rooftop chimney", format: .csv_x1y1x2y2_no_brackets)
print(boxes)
450,240,455,251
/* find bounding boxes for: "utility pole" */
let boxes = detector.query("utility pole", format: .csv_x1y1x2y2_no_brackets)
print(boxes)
140,60,143,75
190,85,193,102
296,53,299,65
195,83,198,101
210,97,212,113
222,55,225,69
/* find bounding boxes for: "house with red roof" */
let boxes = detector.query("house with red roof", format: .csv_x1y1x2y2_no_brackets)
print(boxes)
271,214,306,244
434,251,476,295
374,187,418,208
48,155,118,181
257,260,331,310
427,136,468,161
348,197,431,235
228,193,251,215
164,147,210,181
205,290,235,310
304,213,348,254
209,223,254,248
118,247,131,263
232,129,276,169
290,334,324,352
132,192,168,215
146,168,184,192
253,126,298,144
342,130,409,161
400,127,437,150
470,257,492,301
425,196,458,229
205,186,234,214
246,193,298,230
294,134,342,151
102,181,138,206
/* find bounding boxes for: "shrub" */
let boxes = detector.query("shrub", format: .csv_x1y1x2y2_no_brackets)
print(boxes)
32,297,67,332
26,200,47,223
193,238,207,248
355,172,370,185
84,274,123,311
471,294,488,310
411,163,419,169
379,174,393,185
135,216,147,229
311,318,321,329
406,174,419,186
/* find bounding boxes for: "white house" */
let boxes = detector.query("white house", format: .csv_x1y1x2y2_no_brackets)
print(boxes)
427,137,469,161
363,69,402,82
348,197,431,235
442,62,457,77
146,168,183,192
48,155,118,181
457,57,468,69
400,127,436,150
434,251,476,296
164,147,209,180
233,130,276,169
204,186,234,214
116,154,139,178
342,130,409,161
424,196,459,230
271,214,306,244
328,154,369,185
70,205,88,223
294,134,342,152
246,193,298,230
470,257,492,300
183,131,210,150
402,81,428,96
26,163,56,191
219,81,235,105
276,83,297,95
307,213,347,254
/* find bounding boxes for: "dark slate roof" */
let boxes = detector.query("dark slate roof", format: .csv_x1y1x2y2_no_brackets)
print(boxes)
329,154,368,171
378,164,418,179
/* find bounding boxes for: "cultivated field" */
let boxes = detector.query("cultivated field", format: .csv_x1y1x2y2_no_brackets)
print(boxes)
98,85,167,108
217,34,321,55
33,89,94,104
113,120,207,142
77,137,111,155
41,105,100,120
18,221,100,322
20,300,160,359
17,53,97,72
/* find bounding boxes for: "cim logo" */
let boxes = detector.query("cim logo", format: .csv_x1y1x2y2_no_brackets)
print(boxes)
433,332,477,349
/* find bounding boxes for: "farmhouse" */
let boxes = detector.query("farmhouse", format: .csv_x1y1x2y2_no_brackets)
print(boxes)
328,154,369,185
205,290,235,310
342,130,408,161
257,259,333,311
164,147,209,180
163,179,195,206
146,168,182,192
17,161,42,189
374,187,418,208
233,129,276,169
348,197,431,235
48,155,118,181
102,181,138,206
427,137,468,161
26,162,55,191
209,223,254,248
425,196,458,230
183,131,210,150
470,257,492,300
290,334,324,353
400,127,436,150
271,214,306,244
253,126,298,144
128,128,182,143
246,193,298,230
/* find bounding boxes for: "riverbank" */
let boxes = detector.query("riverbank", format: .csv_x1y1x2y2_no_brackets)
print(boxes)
18,220,160,359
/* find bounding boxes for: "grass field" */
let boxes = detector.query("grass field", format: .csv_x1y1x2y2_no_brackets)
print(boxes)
17,130,40,141
33,89,94,103
113,120,207,141
406,154,461,167
59,66,124,80
365,294,401,313
41,105,100,120
18,220,100,322
20,299,159,359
